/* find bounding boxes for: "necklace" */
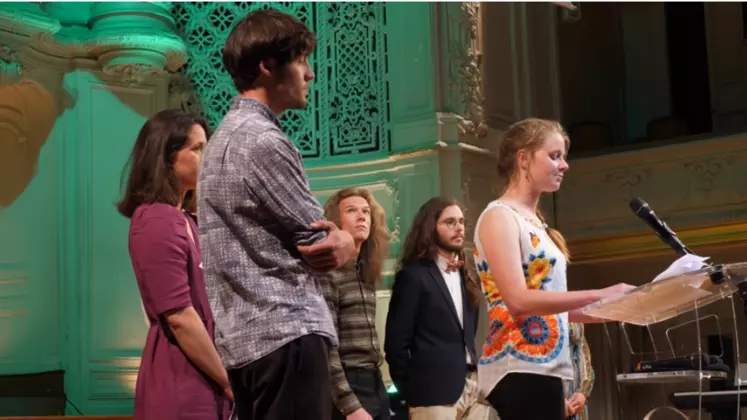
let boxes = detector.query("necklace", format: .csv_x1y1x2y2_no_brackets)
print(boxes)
498,200,548,230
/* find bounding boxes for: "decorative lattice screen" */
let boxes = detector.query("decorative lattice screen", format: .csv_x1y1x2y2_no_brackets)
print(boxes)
172,2,391,162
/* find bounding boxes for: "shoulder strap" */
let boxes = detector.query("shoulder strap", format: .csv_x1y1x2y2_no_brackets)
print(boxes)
492,200,523,219
475,200,523,244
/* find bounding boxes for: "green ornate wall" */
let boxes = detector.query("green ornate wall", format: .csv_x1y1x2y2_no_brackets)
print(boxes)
0,1,470,415
173,2,392,164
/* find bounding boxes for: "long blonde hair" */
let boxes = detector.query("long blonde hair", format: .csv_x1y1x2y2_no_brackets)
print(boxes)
497,118,571,261
324,187,390,285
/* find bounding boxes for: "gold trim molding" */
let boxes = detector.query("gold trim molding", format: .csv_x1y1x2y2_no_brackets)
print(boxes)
570,221,747,265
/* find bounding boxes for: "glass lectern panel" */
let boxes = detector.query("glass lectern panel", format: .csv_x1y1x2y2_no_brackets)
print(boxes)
585,262,747,418
582,263,747,326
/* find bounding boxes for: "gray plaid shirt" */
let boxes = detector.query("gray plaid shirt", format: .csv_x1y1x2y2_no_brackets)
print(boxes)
197,97,338,369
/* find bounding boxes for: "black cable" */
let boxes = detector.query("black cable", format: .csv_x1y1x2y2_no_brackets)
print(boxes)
64,395,85,415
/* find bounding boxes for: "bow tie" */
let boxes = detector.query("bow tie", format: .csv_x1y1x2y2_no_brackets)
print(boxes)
445,259,464,273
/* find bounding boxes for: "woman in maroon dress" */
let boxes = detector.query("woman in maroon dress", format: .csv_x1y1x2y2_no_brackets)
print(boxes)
117,109,232,420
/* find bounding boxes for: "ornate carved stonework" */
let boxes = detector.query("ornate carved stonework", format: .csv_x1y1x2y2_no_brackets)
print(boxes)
88,32,187,79
102,63,168,87
0,45,22,85
87,3,186,83
0,3,187,88
0,4,61,37
439,2,488,138
556,133,747,262
168,72,194,111
604,168,648,189
460,177,475,235
458,2,487,138
384,178,403,245
684,156,733,193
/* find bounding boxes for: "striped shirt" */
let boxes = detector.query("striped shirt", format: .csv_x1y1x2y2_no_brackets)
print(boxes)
197,97,337,369
322,260,382,415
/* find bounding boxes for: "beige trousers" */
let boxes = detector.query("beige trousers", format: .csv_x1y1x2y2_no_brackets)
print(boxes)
409,371,493,420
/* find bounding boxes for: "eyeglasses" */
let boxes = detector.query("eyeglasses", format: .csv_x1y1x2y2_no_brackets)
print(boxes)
439,218,465,230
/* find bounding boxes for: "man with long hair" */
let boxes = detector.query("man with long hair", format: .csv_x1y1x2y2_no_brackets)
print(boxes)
384,196,490,420
197,9,355,420
322,187,391,420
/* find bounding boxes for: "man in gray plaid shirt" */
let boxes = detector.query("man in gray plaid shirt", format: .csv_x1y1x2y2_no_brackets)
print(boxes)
197,9,355,420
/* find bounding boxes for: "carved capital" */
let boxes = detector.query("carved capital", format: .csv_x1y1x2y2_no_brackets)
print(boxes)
101,63,168,87
437,2,488,138
88,32,187,75
88,3,186,85
0,3,186,87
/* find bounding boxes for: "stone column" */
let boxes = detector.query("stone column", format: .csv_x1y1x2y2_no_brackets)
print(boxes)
87,2,186,85
433,2,488,139
429,2,495,227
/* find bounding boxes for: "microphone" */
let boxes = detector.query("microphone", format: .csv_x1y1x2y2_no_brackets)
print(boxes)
629,197,693,256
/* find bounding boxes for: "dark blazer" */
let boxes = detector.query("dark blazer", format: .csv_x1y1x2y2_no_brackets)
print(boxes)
384,259,479,407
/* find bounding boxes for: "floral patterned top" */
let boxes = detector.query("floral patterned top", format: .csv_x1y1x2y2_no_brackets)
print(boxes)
473,200,573,397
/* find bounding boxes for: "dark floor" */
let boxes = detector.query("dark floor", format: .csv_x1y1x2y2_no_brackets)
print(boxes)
0,371,65,416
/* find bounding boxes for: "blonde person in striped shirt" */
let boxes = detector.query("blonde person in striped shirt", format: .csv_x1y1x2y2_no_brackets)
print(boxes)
564,323,595,420
322,187,391,420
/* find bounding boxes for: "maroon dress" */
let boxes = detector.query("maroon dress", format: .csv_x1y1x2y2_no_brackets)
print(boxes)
128,203,230,420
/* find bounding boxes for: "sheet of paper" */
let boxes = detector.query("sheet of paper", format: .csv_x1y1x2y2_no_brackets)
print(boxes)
652,254,710,282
